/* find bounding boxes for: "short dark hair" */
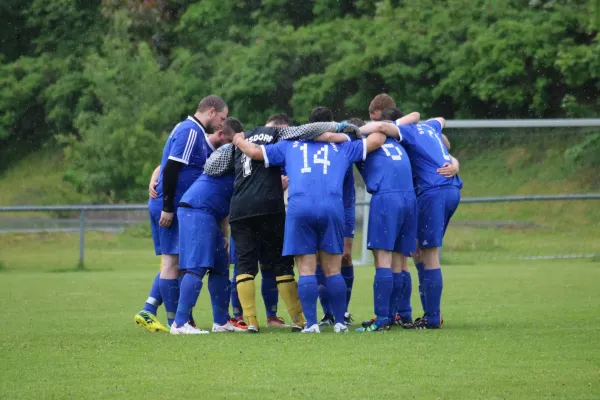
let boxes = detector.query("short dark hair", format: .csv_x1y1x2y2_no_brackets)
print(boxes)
347,117,365,127
197,95,228,113
381,108,404,121
265,113,291,126
309,106,334,123
369,94,396,114
223,117,243,136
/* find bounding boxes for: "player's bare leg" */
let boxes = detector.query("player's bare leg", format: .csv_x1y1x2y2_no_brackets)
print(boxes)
341,237,355,325
320,251,348,333
295,254,320,333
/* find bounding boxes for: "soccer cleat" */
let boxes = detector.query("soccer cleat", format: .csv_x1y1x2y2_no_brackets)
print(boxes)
228,318,248,331
266,316,289,328
301,324,321,333
318,313,335,326
290,323,303,333
134,311,169,333
361,317,376,328
413,314,443,327
395,315,413,327
355,322,388,332
247,325,260,334
344,312,354,325
170,322,209,335
212,321,235,333
334,322,349,333
406,317,441,330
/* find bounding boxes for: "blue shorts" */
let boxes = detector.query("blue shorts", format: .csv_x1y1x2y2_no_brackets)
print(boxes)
344,206,355,239
148,200,179,256
177,208,228,275
283,196,344,256
367,191,417,254
417,186,461,248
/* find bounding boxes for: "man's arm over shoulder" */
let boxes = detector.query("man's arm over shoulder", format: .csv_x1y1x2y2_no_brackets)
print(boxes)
204,144,235,176
277,122,339,141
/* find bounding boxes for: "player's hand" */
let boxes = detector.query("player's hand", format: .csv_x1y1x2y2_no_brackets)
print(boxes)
223,237,229,254
149,181,159,199
437,162,458,178
233,132,245,146
281,175,289,191
159,211,174,227
336,121,361,140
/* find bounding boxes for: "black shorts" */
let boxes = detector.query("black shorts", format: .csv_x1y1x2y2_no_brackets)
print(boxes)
230,213,294,277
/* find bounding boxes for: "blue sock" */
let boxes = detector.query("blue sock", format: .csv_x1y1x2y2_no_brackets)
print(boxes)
342,265,354,310
261,269,278,318
422,268,443,326
174,271,205,327
373,268,393,326
143,272,162,315
208,272,230,325
416,262,426,313
398,271,413,321
389,272,403,320
316,265,331,316
159,278,180,326
326,274,347,326
298,275,318,327
231,266,242,318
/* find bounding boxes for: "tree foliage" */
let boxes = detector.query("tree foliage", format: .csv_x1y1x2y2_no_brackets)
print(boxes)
0,0,598,201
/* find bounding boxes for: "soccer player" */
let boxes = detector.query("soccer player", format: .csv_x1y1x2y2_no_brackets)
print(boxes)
360,117,462,329
232,128,392,333
345,112,421,332
204,114,359,333
228,173,290,328
171,117,243,334
134,95,230,332
306,107,356,327
369,94,397,121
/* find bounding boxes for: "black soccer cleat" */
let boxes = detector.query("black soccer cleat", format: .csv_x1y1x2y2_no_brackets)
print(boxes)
318,313,335,326
344,313,354,326
406,316,441,330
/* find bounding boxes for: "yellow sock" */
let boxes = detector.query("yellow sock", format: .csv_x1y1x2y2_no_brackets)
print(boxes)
276,275,305,325
236,274,258,327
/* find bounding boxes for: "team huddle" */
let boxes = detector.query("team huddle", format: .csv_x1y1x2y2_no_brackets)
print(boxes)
134,93,462,334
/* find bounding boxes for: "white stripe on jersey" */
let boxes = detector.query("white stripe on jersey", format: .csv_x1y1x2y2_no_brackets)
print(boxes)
204,133,216,152
260,145,270,168
182,129,197,163
362,138,367,161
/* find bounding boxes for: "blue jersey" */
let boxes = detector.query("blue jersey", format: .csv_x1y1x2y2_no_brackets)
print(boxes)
396,120,463,195
179,172,235,221
357,137,414,194
262,139,367,199
343,167,355,209
155,116,216,204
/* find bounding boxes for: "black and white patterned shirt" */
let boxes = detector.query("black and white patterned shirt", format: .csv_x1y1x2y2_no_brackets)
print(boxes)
204,122,338,221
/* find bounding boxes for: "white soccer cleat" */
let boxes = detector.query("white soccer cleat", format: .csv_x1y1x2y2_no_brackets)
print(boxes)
170,322,209,335
211,322,238,333
301,324,321,334
334,322,349,333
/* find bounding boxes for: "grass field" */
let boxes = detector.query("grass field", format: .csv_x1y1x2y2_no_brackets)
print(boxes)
1,231,600,399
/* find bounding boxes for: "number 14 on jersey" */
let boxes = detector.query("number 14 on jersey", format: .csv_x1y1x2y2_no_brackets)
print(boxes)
299,143,331,174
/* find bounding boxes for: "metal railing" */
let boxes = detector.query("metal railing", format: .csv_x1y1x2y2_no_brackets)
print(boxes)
1,193,599,267
2,119,600,267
